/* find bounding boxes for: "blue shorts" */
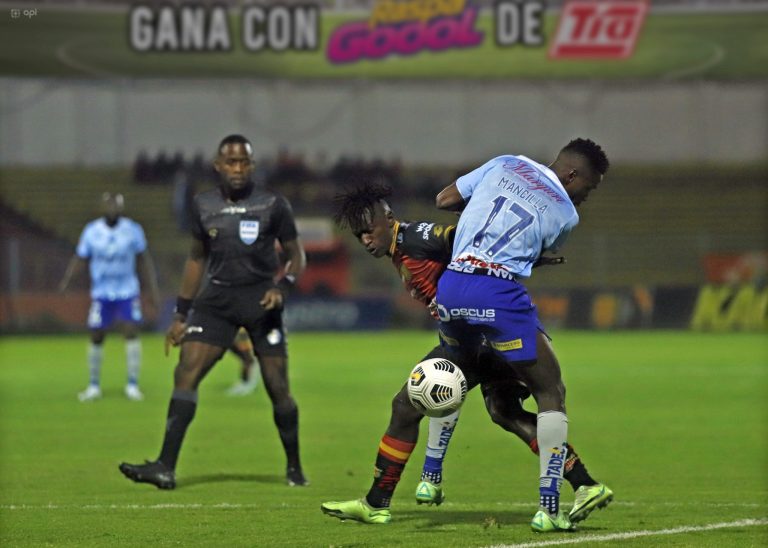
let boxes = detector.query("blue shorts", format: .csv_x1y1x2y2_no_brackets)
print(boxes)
87,297,142,330
435,270,543,363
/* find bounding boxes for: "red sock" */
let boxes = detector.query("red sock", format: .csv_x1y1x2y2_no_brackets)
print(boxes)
365,435,415,508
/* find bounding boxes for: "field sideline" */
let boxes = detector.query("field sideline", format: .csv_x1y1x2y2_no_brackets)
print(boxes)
0,330,766,546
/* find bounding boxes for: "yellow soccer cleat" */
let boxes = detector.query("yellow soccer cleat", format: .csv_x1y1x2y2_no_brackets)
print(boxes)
415,481,445,506
531,508,575,533
569,483,614,523
321,498,392,524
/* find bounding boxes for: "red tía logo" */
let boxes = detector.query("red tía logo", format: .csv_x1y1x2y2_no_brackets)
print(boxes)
549,0,649,59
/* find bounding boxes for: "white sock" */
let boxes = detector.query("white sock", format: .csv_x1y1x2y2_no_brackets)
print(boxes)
125,338,141,385
421,409,461,484
87,343,103,387
537,411,568,513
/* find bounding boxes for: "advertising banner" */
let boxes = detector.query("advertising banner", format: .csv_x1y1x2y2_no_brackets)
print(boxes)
2,1,766,79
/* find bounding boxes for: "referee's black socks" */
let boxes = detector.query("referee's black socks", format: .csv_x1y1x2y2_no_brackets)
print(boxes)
273,403,300,470
158,389,198,470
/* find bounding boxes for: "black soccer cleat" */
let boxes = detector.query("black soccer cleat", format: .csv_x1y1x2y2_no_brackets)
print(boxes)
286,466,309,487
119,460,176,490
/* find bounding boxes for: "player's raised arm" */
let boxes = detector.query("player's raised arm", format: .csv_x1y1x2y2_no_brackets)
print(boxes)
165,238,207,355
435,182,465,211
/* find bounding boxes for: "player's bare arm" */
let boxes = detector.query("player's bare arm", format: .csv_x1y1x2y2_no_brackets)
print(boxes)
58,255,87,293
261,238,306,310
435,182,465,211
165,239,207,355
136,251,161,315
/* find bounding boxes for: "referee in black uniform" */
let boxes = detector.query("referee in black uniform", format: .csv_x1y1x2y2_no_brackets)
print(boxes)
120,134,308,488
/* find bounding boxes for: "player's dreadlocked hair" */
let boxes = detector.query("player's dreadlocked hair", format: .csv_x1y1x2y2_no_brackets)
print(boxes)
333,182,393,233
562,138,610,175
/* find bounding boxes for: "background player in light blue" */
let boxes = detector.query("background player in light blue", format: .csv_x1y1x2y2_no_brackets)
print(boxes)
434,138,609,533
60,192,160,402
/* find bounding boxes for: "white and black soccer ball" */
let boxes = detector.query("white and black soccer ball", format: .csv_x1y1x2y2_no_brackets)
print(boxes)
407,358,467,418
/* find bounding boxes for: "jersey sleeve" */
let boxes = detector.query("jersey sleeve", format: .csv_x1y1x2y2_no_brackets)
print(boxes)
132,222,148,254
189,197,206,241
544,213,579,252
455,157,501,200
75,225,91,258
275,195,299,243
422,224,456,263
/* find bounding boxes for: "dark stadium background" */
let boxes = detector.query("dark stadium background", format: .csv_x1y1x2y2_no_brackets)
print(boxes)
0,2,766,546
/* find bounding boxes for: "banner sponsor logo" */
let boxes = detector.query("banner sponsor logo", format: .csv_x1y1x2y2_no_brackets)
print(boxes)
549,0,648,59
128,3,319,53
326,0,483,64
490,338,523,351
690,285,767,332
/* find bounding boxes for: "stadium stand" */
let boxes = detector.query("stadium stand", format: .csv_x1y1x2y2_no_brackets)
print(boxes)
2,162,766,294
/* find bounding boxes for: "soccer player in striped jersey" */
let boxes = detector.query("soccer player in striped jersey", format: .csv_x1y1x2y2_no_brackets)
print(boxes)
321,178,612,528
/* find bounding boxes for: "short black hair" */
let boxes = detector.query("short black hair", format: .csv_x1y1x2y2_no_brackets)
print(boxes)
562,138,609,175
333,182,392,233
217,134,252,155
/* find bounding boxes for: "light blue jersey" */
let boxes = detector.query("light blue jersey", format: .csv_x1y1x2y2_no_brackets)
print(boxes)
448,155,579,279
76,217,147,300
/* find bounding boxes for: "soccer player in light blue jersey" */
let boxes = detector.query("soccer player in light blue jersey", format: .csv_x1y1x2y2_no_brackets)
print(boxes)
434,138,610,533
60,192,160,402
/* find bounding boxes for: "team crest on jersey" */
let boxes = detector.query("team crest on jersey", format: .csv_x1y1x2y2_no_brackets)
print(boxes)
208,228,218,239
239,220,260,245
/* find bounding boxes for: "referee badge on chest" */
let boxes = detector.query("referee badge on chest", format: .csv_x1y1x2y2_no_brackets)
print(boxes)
239,220,260,245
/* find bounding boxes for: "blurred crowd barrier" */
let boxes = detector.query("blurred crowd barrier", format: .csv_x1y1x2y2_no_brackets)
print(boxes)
1,161,765,333
2,80,767,167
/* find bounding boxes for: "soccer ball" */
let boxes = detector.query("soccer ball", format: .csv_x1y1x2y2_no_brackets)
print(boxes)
407,358,467,418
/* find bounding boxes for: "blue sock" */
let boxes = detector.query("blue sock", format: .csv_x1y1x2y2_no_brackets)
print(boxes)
420,412,460,484
421,456,443,484
539,477,562,514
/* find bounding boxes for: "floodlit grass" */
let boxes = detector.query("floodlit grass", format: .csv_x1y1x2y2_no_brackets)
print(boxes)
1,330,766,546
1,11,767,79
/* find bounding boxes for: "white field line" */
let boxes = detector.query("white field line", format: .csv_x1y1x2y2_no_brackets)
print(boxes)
1,501,765,511
663,42,726,80
55,38,122,79
485,518,768,548
1,503,263,510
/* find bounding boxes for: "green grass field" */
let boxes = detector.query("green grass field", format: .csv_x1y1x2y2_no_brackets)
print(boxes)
1,331,767,547
1,10,767,79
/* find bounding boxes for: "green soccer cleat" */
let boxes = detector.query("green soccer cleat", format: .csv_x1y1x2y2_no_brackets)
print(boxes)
415,481,445,506
531,508,575,533
320,499,392,524
569,483,614,523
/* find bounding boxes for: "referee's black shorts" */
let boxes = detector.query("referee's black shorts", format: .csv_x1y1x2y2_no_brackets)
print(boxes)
184,281,287,357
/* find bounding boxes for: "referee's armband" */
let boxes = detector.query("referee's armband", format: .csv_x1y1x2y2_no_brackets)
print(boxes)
277,274,297,295
174,296,193,319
